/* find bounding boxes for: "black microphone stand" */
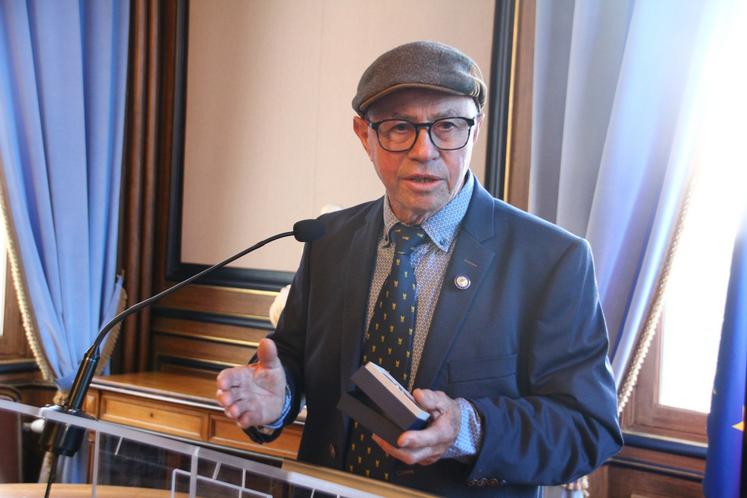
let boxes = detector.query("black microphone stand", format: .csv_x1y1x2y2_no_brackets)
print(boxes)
39,221,321,496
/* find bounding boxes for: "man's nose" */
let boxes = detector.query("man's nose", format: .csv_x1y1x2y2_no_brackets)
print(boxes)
408,127,439,160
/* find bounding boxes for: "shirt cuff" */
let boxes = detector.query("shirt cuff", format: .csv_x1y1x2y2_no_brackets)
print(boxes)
442,397,482,461
257,385,292,432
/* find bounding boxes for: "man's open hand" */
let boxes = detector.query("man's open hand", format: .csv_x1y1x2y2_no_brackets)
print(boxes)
216,338,286,428
372,388,461,465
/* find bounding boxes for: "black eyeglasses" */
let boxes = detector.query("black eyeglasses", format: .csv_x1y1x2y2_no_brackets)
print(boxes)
368,117,476,152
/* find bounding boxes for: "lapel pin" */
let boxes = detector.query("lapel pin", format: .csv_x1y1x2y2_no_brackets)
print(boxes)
454,275,471,290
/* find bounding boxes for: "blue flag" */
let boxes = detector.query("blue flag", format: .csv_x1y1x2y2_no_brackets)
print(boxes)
703,213,747,497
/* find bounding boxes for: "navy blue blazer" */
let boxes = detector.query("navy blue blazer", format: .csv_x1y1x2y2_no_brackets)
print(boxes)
250,181,622,497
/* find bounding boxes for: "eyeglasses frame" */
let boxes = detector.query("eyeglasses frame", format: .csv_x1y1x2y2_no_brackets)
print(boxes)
367,116,477,152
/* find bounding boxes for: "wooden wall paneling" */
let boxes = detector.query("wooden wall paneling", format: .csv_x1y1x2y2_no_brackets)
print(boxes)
208,416,302,459
155,285,276,318
153,0,180,295
0,385,21,483
0,363,42,384
15,382,56,407
157,362,222,379
119,0,166,373
149,286,274,373
615,444,705,479
586,465,608,498
606,465,703,498
152,334,255,371
0,265,34,367
99,391,208,440
87,372,304,461
586,457,704,498
151,314,269,345
0,258,33,361
585,434,705,497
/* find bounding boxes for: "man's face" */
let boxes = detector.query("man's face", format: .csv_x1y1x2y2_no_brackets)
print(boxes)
353,89,482,225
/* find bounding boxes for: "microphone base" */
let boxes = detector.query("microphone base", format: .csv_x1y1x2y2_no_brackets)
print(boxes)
40,404,93,457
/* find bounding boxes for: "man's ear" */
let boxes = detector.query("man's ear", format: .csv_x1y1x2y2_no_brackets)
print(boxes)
353,115,374,159
471,112,485,144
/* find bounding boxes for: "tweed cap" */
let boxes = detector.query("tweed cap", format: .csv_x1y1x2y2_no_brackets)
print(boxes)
352,41,487,115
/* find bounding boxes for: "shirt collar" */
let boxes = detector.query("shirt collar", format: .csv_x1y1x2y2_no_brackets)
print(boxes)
382,170,474,252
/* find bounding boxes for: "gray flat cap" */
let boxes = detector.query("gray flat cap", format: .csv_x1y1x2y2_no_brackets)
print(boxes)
352,41,487,115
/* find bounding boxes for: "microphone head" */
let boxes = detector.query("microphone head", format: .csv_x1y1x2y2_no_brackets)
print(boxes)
293,219,325,242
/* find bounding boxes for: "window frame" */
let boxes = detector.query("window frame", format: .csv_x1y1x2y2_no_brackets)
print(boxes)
621,318,708,444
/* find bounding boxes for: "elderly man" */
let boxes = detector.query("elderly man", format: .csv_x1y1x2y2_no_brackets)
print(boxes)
216,41,622,497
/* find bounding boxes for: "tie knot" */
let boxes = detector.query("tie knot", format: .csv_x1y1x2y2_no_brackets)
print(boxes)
390,224,428,254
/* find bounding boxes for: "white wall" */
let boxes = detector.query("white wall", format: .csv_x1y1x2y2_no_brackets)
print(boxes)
182,0,495,271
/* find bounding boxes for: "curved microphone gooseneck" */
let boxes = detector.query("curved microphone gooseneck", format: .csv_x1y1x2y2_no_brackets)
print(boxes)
39,219,324,464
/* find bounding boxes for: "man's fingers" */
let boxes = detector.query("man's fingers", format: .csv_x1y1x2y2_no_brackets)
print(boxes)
372,434,407,459
413,388,446,412
372,434,432,466
216,388,237,408
256,338,282,369
223,397,256,420
399,423,445,449
237,410,261,429
216,365,244,390
215,348,285,430
371,434,394,452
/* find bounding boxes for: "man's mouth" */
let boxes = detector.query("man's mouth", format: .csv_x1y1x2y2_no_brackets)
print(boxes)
404,175,440,184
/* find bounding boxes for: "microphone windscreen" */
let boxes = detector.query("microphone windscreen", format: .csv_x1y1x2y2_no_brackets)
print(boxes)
293,219,325,242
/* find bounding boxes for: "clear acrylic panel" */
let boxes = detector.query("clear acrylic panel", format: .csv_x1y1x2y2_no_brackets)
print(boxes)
0,399,435,498
93,431,193,491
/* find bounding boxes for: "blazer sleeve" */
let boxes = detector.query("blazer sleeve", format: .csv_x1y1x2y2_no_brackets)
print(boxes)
245,242,312,444
466,238,623,485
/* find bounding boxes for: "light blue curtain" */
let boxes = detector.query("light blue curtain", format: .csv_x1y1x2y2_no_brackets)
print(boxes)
0,0,129,393
532,0,728,387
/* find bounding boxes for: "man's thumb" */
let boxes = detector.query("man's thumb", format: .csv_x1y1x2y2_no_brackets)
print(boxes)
257,338,281,369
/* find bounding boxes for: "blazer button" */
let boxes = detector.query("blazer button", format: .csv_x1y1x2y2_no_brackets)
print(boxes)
328,443,337,459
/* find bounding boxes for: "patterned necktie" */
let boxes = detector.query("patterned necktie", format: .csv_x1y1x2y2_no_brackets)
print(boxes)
345,223,428,481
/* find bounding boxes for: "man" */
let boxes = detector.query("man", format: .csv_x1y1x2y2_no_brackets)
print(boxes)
217,41,622,497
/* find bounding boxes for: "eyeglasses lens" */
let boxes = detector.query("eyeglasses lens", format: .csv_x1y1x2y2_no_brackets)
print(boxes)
376,118,471,152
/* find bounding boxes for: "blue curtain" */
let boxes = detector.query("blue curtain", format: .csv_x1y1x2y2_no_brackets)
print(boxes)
532,0,731,387
0,1,129,391
703,212,747,497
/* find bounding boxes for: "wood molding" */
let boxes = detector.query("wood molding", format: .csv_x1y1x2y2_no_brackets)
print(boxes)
154,284,276,318
119,0,168,373
605,465,703,498
504,0,534,210
615,441,704,478
483,0,518,200
88,372,303,460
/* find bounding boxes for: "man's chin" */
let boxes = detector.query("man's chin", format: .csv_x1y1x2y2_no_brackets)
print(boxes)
393,200,449,224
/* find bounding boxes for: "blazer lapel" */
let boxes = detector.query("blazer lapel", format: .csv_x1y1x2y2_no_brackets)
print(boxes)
339,201,383,393
414,183,501,389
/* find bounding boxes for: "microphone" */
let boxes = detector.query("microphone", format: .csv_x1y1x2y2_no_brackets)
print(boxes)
40,219,324,457
292,218,325,242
